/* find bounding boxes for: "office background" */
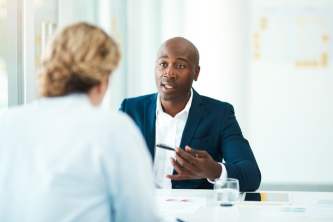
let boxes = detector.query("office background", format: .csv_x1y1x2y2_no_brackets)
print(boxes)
0,0,332,191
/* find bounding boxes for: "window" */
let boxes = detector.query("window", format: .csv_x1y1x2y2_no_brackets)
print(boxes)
0,0,7,114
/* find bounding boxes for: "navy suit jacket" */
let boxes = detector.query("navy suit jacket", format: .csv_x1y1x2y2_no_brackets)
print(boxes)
120,89,261,191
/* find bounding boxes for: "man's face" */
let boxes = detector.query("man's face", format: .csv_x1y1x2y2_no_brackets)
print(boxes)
155,41,199,102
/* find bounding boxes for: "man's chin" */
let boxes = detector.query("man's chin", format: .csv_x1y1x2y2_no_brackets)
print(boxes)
159,90,191,103
160,94,176,102
158,89,175,99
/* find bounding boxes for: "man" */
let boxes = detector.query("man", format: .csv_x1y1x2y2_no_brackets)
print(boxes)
120,37,261,191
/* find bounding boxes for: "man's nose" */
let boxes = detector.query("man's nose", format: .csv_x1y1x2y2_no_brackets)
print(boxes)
164,67,176,79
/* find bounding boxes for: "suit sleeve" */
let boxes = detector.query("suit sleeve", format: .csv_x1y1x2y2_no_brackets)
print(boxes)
220,104,261,191
119,99,126,112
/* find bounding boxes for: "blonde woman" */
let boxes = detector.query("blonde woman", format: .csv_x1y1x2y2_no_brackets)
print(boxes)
0,22,159,222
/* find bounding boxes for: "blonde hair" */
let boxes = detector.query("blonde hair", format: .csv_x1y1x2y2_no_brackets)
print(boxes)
37,22,121,97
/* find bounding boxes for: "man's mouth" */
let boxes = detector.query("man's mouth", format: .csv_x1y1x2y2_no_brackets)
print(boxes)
164,84,174,89
161,82,176,92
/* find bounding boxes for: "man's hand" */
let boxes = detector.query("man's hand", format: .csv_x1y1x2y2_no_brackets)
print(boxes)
166,146,222,181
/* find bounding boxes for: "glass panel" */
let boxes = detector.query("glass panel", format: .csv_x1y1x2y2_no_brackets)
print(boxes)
0,0,7,113
72,0,97,24
34,0,58,80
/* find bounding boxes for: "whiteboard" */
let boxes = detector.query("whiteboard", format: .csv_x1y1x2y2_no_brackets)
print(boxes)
247,3,333,186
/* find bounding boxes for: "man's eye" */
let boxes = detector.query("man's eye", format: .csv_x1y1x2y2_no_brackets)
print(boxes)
178,65,185,69
160,63,167,67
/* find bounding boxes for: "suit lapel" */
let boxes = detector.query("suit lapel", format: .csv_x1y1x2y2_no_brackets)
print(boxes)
179,89,204,149
143,93,157,160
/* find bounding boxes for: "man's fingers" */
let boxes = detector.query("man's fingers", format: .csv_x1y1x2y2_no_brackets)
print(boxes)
185,146,209,158
175,147,198,164
170,158,190,176
175,153,198,173
166,174,193,180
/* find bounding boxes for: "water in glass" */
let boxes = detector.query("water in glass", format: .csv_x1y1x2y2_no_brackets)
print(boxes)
214,178,239,207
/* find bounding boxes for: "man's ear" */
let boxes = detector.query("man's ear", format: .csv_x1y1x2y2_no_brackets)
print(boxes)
194,66,200,81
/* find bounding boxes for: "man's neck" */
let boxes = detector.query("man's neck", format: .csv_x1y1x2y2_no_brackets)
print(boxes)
160,92,191,117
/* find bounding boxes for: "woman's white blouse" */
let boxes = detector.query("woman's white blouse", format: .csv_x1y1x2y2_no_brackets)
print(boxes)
0,93,159,222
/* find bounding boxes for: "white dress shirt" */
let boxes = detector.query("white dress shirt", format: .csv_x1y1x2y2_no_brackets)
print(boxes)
0,93,159,222
153,89,227,189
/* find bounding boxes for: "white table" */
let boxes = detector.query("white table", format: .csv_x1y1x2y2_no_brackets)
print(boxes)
155,189,333,222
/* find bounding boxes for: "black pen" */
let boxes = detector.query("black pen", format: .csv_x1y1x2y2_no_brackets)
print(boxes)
156,144,198,157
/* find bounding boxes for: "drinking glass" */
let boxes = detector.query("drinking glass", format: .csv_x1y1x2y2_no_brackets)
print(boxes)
214,178,239,207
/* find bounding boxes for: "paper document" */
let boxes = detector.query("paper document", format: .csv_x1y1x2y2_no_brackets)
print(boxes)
266,205,333,219
304,193,333,208
155,196,206,214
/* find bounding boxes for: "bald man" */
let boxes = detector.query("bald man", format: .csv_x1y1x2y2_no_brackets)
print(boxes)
120,37,261,191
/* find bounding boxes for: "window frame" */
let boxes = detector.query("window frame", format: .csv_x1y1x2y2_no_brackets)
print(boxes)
7,0,35,107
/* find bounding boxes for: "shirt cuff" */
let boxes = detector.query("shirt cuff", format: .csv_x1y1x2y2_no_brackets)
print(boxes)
207,163,228,184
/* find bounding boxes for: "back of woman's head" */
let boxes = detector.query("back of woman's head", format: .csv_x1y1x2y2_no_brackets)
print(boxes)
37,22,121,97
